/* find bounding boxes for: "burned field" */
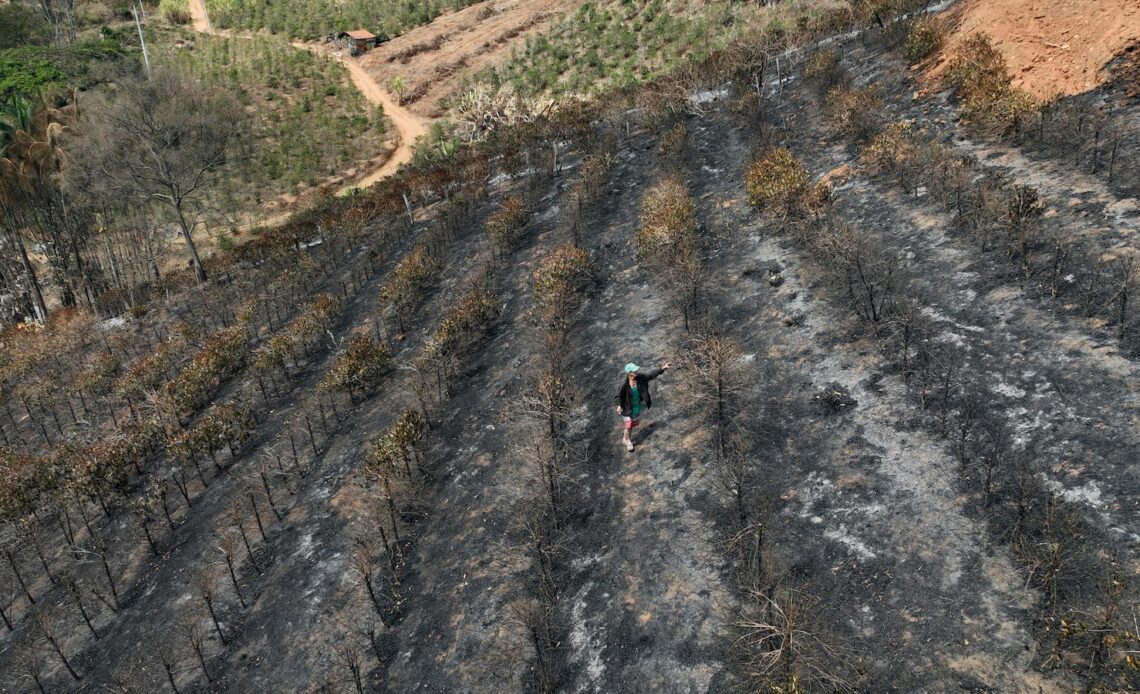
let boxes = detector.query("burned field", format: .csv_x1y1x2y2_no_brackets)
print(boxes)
2,10,1139,694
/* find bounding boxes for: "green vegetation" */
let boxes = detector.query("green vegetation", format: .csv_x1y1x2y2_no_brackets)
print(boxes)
902,15,944,63
158,0,192,25
485,0,715,98
151,28,389,202
205,0,483,40
0,3,51,50
461,0,877,120
0,37,126,100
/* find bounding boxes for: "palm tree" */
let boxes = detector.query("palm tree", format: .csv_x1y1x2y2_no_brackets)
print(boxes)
5,94,94,311
0,94,50,324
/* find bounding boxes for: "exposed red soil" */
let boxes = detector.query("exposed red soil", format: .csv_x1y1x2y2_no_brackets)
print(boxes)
931,0,1140,98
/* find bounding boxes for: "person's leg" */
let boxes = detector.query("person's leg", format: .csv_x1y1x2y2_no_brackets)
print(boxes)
623,417,637,450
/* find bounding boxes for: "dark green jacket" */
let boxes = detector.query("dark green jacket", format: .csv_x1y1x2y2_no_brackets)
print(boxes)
614,367,664,417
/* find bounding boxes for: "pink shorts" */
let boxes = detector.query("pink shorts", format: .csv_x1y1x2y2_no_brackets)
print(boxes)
622,416,640,430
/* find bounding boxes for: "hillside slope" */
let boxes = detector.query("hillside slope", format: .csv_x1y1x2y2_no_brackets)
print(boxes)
359,0,571,118
931,0,1140,98
3,3,1140,692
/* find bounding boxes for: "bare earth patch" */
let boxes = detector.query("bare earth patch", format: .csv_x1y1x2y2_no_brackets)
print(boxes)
359,0,578,118
930,0,1140,98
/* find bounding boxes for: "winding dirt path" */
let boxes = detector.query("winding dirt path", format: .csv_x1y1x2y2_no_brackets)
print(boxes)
320,49,430,190
186,0,429,199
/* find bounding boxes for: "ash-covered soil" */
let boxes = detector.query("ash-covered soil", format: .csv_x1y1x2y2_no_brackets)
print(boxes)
4,16,1140,694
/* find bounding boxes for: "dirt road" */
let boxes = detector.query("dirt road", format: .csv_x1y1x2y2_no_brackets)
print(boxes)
332,53,430,189
186,0,427,199
188,0,211,34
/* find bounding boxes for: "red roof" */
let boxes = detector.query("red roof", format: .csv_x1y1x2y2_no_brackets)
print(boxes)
346,30,375,40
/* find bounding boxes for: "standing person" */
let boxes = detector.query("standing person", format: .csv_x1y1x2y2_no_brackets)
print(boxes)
614,362,671,452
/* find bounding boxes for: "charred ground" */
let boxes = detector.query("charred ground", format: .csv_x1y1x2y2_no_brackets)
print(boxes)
2,5,1140,693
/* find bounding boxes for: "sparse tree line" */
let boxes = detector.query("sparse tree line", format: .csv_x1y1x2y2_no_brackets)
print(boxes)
328,123,618,689
0,169,443,689
801,44,1140,350
743,116,1140,689
0,193,387,452
0,287,356,688
916,29,1135,195
254,124,613,688
639,125,853,692
861,120,1138,345
329,185,564,689
637,169,704,332
261,155,563,688
0,153,438,450
495,134,618,692
0,73,622,687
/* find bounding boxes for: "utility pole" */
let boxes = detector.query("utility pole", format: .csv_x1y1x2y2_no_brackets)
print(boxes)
132,3,152,79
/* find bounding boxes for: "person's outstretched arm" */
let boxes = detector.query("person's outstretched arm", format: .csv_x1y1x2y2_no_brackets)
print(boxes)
644,362,672,380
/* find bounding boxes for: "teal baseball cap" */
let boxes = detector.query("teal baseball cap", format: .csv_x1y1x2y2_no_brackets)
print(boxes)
624,363,640,373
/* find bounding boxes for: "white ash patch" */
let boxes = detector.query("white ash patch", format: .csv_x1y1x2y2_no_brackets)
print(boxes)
1009,409,1047,446
297,532,316,560
1043,478,1105,508
795,474,879,562
689,87,729,105
920,306,986,332
939,331,968,347
824,524,877,561
569,584,606,690
991,382,1027,399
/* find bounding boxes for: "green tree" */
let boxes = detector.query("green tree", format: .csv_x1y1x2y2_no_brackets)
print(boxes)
0,4,50,50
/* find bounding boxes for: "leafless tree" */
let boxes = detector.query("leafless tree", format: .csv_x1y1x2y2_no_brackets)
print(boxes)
73,68,244,283
1107,252,1137,341
62,573,99,639
350,539,388,623
1004,185,1045,281
215,531,246,609
732,587,854,693
13,635,48,693
505,597,559,694
36,0,76,43
157,643,182,694
34,607,82,681
334,636,368,694
197,568,227,645
180,616,214,683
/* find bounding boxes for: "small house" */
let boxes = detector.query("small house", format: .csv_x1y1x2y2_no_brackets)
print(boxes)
341,30,377,56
